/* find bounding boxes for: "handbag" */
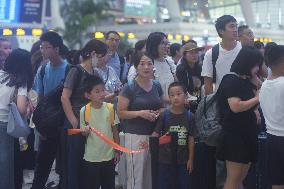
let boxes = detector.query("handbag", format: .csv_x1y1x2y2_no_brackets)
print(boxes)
6,87,30,138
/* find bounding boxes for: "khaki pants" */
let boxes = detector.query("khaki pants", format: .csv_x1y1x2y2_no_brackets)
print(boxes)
125,133,152,189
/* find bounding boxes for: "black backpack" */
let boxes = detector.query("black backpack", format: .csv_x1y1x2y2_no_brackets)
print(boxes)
212,44,219,83
32,64,81,137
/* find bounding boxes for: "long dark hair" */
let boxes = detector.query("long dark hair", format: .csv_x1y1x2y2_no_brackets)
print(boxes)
2,48,33,91
146,32,167,59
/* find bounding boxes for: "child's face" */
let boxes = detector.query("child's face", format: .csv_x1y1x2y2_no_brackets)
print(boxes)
85,84,106,104
168,86,187,107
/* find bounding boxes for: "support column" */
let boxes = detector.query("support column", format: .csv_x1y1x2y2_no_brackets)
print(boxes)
239,0,255,26
164,0,182,22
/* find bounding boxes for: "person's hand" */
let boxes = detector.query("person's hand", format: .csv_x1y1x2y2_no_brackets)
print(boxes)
139,110,158,122
251,75,262,89
70,117,79,129
82,126,91,136
255,89,260,100
254,109,261,125
114,151,120,165
151,131,159,137
187,159,194,173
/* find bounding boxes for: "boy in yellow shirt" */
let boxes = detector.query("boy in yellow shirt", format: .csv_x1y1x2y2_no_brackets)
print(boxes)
80,75,120,189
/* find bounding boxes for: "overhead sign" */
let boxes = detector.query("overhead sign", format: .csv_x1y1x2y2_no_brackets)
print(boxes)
0,0,43,24
0,0,20,23
124,0,157,18
19,0,43,23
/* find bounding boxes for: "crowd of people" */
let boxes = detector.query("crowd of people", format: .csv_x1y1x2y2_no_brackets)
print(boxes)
0,14,283,189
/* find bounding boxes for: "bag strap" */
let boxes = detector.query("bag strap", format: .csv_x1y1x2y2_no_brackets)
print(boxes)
187,110,193,122
84,102,92,125
40,64,47,94
106,103,115,127
162,108,171,131
10,87,18,103
119,55,125,82
84,102,115,127
212,44,219,83
165,59,175,75
203,96,208,119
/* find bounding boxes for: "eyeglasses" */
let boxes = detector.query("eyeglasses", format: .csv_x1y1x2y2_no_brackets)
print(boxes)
96,54,105,58
40,45,53,50
107,38,120,43
160,40,169,46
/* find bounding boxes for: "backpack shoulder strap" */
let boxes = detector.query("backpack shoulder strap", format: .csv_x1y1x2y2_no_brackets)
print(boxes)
119,55,125,82
84,102,92,125
165,59,174,75
212,44,219,83
187,110,193,121
203,96,208,118
40,64,47,79
64,64,72,78
40,64,47,93
162,108,171,131
127,79,136,101
106,103,115,127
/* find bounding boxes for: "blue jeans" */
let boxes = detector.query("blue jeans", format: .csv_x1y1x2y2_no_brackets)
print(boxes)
159,163,191,189
0,121,15,189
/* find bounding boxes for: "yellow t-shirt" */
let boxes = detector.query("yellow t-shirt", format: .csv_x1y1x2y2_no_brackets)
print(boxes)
80,102,120,162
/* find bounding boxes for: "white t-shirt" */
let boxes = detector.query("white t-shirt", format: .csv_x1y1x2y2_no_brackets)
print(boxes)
154,58,176,97
259,77,284,136
0,70,28,122
127,65,136,81
201,42,242,91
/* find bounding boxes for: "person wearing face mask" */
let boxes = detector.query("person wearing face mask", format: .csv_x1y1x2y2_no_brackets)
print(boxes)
0,38,12,70
61,39,108,189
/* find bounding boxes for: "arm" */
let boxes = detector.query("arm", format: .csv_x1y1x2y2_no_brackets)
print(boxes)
61,88,78,128
227,94,259,113
112,125,120,145
201,50,214,95
187,135,195,173
204,76,213,95
17,95,28,116
117,95,140,119
117,95,157,122
112,124,121,164
79,107,90,136
259,63,268,78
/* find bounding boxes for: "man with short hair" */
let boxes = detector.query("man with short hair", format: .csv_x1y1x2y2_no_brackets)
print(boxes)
202,15,241,95
238,25,255,46
0,38,12,69
31,31,69,189
105,31,128,83
201,15,242,189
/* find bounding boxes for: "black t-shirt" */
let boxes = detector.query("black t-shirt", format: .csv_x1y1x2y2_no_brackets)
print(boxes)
154,110,195,164
64,65,97,120
217,74,257,134
176,60,202,95
120,80,163,135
